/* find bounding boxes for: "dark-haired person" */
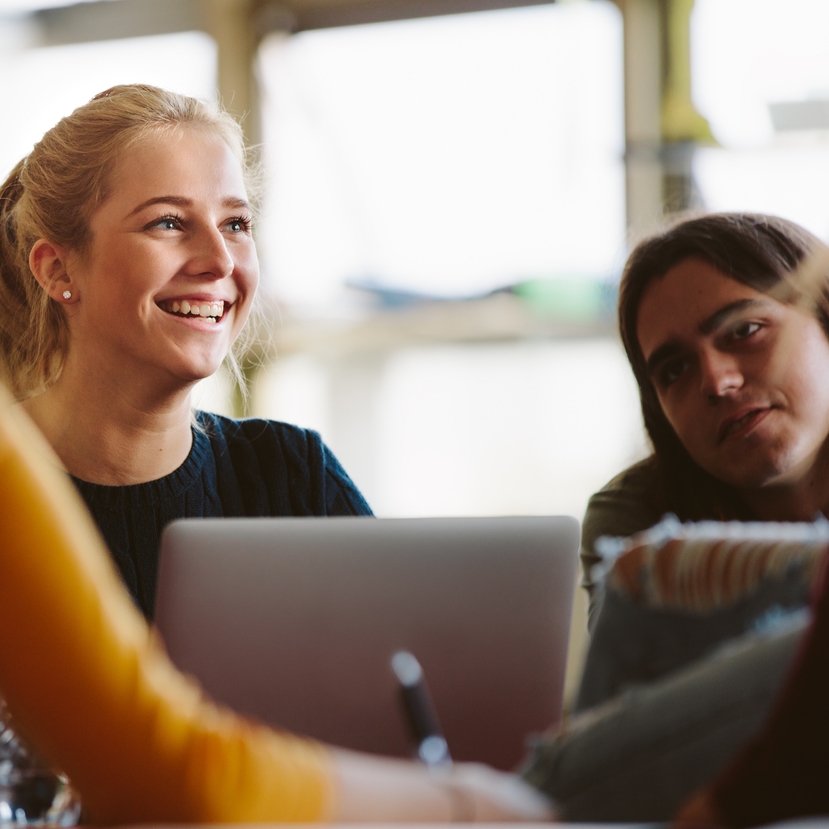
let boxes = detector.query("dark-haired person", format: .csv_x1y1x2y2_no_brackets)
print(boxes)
518,212,829,821
581,212,829,620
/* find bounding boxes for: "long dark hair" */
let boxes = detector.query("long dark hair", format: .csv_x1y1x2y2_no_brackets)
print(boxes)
619,212,828,520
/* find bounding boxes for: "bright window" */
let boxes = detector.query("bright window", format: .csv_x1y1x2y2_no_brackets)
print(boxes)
258,1,625,311
693,0,829,236
0,30,216,180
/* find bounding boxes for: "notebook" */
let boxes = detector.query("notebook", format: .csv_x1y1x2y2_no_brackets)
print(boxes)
154,515,579,770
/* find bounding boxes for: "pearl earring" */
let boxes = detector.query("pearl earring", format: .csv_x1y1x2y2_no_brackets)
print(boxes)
62,290,72,300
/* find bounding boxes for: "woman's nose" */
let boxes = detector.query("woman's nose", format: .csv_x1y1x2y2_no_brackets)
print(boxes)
186,227,234,279
700,349,744,399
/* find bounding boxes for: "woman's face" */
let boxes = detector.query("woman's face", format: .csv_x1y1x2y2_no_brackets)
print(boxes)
64,126,259,387
637,256,829,491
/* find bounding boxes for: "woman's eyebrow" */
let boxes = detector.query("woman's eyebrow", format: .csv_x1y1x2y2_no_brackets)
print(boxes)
224,197,251,210
698,298,767,335
128,195,190,216
127,195,250,217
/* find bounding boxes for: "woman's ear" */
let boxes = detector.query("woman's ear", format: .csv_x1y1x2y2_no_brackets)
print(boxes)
29,239,76,302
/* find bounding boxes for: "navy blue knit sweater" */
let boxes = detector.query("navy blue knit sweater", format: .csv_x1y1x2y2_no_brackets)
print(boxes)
71,411,373,620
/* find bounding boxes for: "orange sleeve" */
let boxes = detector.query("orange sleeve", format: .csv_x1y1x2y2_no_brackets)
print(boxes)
0,390,334,825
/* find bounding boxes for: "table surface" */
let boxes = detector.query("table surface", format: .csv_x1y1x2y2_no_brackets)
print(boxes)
107,822,829,829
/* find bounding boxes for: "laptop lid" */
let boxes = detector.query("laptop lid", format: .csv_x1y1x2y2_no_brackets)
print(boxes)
155,515,579,770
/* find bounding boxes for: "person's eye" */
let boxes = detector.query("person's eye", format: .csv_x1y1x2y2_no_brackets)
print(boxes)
224,216,252,234
658,358,689,387
729,321,761,341
147,215,183,231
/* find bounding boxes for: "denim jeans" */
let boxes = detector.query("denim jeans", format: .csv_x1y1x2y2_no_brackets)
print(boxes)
519,611,808,822
576,570,811,712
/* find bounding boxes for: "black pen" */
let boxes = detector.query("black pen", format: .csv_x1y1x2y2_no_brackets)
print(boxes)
391,650,452,768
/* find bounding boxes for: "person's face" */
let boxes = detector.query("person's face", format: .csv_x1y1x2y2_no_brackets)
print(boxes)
65,126,259,387
637,256,829,490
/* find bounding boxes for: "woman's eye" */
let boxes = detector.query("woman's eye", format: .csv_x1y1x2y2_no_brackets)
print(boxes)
149,216,182,231
224,217,252,234
658,358,688,387
730,321,761,340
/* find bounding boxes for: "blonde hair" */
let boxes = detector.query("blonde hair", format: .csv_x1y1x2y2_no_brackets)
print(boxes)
0,84,257,400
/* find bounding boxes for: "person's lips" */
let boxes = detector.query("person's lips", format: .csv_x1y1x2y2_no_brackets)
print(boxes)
717,406,774,443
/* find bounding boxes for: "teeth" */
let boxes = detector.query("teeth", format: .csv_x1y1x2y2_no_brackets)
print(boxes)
735,412,752,429
162,299,225,319
725,412,755,438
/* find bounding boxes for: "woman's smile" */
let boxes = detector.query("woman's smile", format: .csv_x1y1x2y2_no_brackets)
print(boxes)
157,298,231,324
717,405,775,444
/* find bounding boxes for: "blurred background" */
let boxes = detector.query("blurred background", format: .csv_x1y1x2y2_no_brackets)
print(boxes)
3,0,829,695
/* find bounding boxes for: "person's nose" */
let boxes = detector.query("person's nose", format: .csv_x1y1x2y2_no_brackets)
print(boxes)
699,348,744,400
185,226,235,280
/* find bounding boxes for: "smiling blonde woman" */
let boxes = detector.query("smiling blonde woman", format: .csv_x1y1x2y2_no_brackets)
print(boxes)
0,85,372,619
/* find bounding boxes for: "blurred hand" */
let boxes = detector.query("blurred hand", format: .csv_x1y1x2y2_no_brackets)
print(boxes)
331,749,556,822
448,762,557,821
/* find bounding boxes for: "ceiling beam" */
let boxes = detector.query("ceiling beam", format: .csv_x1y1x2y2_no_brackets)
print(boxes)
25,0,560,44
288,0,556,32
31,0,205,46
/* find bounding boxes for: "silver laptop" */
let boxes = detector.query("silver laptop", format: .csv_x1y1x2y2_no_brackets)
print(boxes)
155,516,579,770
